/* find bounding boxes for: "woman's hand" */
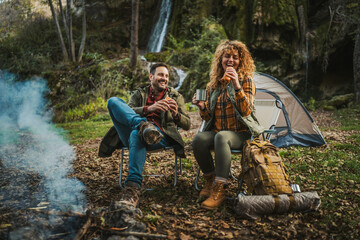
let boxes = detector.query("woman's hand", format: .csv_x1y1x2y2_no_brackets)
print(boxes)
225,67,241,90
192,93,205,110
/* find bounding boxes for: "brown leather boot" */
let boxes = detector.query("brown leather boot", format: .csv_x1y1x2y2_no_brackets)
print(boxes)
201,181,226,210
118,181,141,208
139,121,163,145
199,173,215,199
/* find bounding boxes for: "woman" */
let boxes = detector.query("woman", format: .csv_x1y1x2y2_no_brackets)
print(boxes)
192,40,263,209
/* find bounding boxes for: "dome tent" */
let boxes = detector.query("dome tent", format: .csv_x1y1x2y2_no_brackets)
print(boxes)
253,72,326,148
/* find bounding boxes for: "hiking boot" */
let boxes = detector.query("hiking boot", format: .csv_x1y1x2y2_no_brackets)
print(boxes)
119,185,140,208
139,121,163,145
199,173,215,199
201,181,227,210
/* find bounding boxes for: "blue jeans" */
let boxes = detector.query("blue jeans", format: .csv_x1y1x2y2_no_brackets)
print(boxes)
107,97,170,187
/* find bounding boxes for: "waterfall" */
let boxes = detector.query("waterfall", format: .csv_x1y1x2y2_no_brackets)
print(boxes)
147,0,172,53
174,67,187,90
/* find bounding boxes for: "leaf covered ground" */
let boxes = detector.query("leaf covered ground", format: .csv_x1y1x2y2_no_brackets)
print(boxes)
71,109,360,239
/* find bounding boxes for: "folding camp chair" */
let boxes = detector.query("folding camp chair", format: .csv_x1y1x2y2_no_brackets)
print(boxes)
194,99,283,191
119,145,183,189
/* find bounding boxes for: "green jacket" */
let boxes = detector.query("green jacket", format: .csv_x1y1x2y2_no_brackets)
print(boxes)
202,83,264,137
98,86,191,158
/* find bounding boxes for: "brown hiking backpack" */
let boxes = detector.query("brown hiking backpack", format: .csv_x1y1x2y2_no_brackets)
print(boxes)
239,138,293,195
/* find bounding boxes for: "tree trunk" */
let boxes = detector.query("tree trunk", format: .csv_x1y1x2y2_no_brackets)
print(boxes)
58,0,69,41
66,0,75,61
354,0,360,104
130,0,139,69
48,0,68,61
77,0,86,62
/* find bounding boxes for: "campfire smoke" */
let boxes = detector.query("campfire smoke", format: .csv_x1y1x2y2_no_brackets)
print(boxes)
0,71,87,238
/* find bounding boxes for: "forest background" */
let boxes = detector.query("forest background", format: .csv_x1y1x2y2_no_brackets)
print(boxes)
1,0,359,122
0,0,360,239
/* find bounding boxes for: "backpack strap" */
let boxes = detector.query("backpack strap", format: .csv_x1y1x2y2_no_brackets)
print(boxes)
288,194,295,211
273,194,280,213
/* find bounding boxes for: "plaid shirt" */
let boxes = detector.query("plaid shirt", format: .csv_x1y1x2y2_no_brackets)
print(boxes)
143,87,167,131
200,78,255,133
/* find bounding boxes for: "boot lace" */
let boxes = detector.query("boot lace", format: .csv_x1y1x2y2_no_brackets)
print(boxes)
212,183,224,200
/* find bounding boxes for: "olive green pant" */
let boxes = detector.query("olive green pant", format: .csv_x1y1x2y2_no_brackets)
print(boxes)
192,131,251,179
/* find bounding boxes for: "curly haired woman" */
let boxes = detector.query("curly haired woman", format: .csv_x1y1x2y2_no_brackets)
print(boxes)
192,40,264,209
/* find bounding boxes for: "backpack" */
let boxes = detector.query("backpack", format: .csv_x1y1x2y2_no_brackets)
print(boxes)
239,138,293,195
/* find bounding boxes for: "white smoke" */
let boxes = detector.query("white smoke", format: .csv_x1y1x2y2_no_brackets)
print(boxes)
0,70,87,212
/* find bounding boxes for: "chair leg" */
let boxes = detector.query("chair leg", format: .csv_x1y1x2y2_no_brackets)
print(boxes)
174,155,178,187
237,174,246,196
180,157,182,175
194,168,201,191
229,169,237,181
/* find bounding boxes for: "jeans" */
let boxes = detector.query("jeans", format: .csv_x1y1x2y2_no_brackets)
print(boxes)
107,97,170,187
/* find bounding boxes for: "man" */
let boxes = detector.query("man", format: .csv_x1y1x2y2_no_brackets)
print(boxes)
99,63,191,207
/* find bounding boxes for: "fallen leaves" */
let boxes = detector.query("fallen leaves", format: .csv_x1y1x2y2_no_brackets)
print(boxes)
47,111,360,238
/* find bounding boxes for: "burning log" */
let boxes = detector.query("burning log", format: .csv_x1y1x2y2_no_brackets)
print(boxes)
105,229,168,239
28,208,88,219
73,217,92,240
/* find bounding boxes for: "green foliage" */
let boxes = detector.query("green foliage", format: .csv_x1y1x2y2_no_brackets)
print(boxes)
63,97,107,123
49,53,149,122
304,97,317,111
0,17,58,76
166,17,227,101
144,51,170,63
185,102,198,112
253,0,299,30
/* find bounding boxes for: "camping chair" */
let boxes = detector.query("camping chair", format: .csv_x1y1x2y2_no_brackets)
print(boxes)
119,145,183,190
194,99,283,191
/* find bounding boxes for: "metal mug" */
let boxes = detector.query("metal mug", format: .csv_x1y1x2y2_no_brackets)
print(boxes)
195,89,206,101
290,184,301,193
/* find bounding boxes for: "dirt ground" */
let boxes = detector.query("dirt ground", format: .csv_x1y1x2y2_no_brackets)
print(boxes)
70,110,352,239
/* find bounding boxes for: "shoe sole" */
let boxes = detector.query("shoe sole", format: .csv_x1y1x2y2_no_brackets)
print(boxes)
201,198,226,210
144,129,163,145
201,204,219,210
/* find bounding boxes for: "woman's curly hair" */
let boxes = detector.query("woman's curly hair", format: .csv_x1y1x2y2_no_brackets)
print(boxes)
208,40,255,89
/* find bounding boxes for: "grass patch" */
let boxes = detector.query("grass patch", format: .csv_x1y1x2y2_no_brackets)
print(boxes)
334,106,360,131
57,114,112,144
278,106,360,236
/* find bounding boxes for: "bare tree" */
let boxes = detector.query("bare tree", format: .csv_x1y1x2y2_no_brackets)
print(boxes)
66,0,75,61
58,0,69,39
130,0,139,69
77,0,86,62
48,0,68,61
48,0,86,63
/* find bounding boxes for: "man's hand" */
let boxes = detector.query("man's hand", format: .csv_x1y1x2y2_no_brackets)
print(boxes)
147,99,170,113
166,98,178,117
